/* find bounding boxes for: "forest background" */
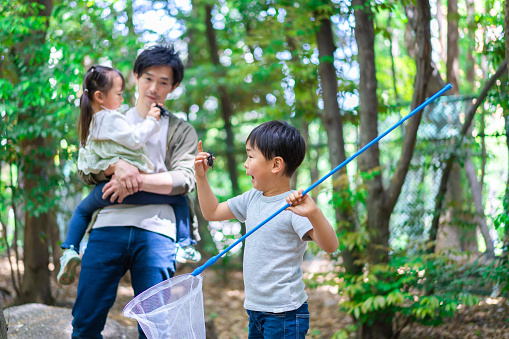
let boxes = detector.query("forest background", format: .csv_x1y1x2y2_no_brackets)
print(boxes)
1,0,509,338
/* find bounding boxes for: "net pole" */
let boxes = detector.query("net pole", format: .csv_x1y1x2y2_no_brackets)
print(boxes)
192,83,453,276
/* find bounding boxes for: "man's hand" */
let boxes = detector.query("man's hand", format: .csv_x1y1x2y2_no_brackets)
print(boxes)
102,175,124,203
148,103,161,121
103,159,142,202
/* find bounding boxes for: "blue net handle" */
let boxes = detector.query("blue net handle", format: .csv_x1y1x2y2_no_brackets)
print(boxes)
192,83,453,277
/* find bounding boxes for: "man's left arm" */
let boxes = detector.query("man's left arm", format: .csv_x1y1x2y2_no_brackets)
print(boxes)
140,119,198,195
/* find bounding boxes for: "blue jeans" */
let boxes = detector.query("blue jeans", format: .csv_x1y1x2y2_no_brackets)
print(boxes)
71,227,177,339
62,182,194,252
246,302,310,339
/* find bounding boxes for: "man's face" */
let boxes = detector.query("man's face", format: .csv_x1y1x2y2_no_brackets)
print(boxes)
135,65,178,109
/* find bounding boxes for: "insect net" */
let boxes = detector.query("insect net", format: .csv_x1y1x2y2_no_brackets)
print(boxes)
123,273,205,339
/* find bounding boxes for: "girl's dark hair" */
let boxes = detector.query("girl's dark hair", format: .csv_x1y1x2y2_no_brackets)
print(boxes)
79,65,125,147
247,121,306,177
133,45,184,86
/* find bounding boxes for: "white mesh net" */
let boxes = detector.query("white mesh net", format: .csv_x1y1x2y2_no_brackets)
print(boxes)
123,274,206,339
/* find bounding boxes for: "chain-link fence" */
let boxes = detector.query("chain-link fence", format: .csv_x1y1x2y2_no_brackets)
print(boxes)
380,94,507,247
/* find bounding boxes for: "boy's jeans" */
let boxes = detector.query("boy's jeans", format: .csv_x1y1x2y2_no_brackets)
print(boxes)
62,182,194,252
246,302,309,339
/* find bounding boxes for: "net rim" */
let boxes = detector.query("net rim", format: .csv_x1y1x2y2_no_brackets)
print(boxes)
122,273,203,318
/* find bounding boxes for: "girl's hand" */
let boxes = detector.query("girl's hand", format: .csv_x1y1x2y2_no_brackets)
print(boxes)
286,189,319,218
195,141,214,177
147,103,161,121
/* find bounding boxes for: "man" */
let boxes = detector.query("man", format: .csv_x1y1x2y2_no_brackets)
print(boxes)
71,45,198,339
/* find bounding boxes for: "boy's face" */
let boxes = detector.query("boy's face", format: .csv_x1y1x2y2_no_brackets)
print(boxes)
135,65,178,111
244,142,274,192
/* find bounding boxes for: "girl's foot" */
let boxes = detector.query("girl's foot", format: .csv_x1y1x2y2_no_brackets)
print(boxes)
176,245,202,263
57,246,81,285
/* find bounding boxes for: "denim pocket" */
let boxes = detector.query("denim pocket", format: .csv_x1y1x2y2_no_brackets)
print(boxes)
296,313,310,337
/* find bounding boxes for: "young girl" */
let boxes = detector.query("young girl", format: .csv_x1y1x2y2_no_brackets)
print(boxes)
58,65,200,285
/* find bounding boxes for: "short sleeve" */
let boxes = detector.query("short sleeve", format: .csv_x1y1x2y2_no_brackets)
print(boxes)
227,189,258,222
291,213,313,241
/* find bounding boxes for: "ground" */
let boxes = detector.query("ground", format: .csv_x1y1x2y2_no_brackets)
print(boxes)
1,255,509,338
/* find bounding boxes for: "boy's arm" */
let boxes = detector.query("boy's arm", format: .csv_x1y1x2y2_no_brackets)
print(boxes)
195,141,236,221
305,210,338,253
286,190,339,253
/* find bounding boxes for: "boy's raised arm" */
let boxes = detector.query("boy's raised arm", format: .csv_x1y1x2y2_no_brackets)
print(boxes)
286,190,339,253
195,141,236,222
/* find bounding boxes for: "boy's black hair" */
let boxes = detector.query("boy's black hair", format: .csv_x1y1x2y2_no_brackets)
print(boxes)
247,120,306,177
133,45,184,87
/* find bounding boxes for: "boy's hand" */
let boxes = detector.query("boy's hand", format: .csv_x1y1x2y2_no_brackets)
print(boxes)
147,103,161,121
286,189,319,218
195,141,214,177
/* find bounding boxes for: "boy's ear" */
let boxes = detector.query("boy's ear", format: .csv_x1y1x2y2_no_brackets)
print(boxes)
271,156,285,174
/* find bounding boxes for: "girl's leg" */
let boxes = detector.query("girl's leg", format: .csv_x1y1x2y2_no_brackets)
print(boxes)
62,183,194,251
61,182,110,252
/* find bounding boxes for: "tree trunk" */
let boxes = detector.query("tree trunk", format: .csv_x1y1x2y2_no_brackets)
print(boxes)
205,5,240,197
204,4,244,261
386,0,432,215
436,0,477,253
353,0,432,335
353,0,393,336
404,5,445,98
302,123,321,199
16,0,54,305
465,0,476,85
387,13,400,102
20,137,54,304
464,158,494,257
315,12,359,274
436,0,447,61
446,0,459,91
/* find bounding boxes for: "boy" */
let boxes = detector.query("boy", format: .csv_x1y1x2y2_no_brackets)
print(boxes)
195,120,338,338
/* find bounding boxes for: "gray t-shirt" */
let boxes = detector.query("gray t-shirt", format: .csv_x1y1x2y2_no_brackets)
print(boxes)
227,189,313,313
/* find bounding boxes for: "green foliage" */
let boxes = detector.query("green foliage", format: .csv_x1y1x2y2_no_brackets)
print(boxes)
307,239,483,333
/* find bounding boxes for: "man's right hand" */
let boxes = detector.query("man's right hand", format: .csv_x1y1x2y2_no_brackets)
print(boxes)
107,159,142,197
148,103,161,121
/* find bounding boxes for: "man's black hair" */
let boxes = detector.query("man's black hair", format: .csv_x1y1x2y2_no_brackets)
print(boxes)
133,45,184,87
247,120,306,177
